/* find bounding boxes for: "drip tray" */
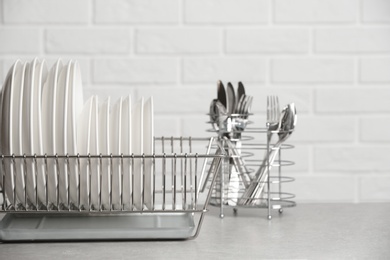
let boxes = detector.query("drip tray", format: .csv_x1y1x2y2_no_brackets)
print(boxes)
0,212,195,241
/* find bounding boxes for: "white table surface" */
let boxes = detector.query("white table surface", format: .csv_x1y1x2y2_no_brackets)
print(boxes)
1,203,389,259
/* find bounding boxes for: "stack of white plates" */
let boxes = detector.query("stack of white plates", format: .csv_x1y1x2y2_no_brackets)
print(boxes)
0,58,154,210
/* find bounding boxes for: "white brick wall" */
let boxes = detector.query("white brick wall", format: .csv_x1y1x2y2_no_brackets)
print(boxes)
272,58,355,83
274,0,358,23
315,88,390,112
362,0,390,22
315,28,390,53
93,58,177,83
184,0,269,24
95,0,179,24
183,58,267,83
136,28,220,54
226,29,309,53
360,58,390,82
0,0,389,203
46,29,131,54
0,29,41,53
3,0,89,24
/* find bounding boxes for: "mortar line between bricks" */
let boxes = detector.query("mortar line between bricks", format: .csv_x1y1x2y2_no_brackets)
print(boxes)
265,57,271,86
360,21,390,25
355,115,360,145
308,52,390,58
309,88,315,116
222,52,310,57
88,0,94,26
177,57,182,85
131,52,222,57
179,0,184,26
221,28,226,56
8,23,390,29
90,82,198,87
129,28,135,57
358,0,363,25
0,0,3,24
269,0,274,25
357,57,363,84
305,24,390,29
354,56,359,85
225,54,363,59
88,58,93,84
39,28,45,56
309,27,314,55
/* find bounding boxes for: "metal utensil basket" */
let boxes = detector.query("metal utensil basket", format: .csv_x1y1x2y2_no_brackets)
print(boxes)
205,113,296,219
0,137,224,241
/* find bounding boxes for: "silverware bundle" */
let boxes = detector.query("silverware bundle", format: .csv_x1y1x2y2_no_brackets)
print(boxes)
209,81,253,135
208,81,297,207
239,100,297,206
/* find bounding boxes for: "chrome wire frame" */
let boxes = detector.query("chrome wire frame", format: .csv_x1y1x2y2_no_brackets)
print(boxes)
206,113,296,219
0,136,224,239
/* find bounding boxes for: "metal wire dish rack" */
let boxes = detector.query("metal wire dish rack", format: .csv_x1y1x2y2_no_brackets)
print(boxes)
204,112,296,219
0,137,224,241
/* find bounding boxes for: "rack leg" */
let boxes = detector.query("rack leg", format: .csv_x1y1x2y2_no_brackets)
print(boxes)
219,179,224,218
219,140,229,219
267,138,271,221
219,176,224,218
220,209,224,218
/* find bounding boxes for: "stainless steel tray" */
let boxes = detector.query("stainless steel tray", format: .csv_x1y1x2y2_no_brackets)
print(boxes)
0,212,196,241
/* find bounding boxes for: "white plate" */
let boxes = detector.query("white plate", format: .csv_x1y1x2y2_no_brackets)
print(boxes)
0,86,3,148
110,97,122,210
99,97,110,209
89,96,99,208
22,60,35,205
55,60,72,206
33,59,48,206
0,86,2,154
121,95,131,210
67,61,84,207
77,96,93,209
143,97,154,210
132,97,143,210
42,59,63,206
12,61,27,207
0,64,13,204
23,58,48,207
1,60,21,205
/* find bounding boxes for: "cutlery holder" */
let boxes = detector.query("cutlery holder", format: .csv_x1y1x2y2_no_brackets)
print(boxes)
0,137,223,241
205,113,296,219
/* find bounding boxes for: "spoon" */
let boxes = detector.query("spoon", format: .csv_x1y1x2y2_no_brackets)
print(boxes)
237,81,245,108
217,80,227,109
227,82,235,114
243,96,253,119
209,98,228,132
209,99,219,130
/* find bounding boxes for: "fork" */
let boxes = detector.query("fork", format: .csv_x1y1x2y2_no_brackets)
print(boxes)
247,103,296,206
238,96,280,205
266,96,280,139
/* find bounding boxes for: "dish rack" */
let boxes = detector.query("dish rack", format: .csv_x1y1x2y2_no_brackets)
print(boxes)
204,113,296,219
0,137,224,241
